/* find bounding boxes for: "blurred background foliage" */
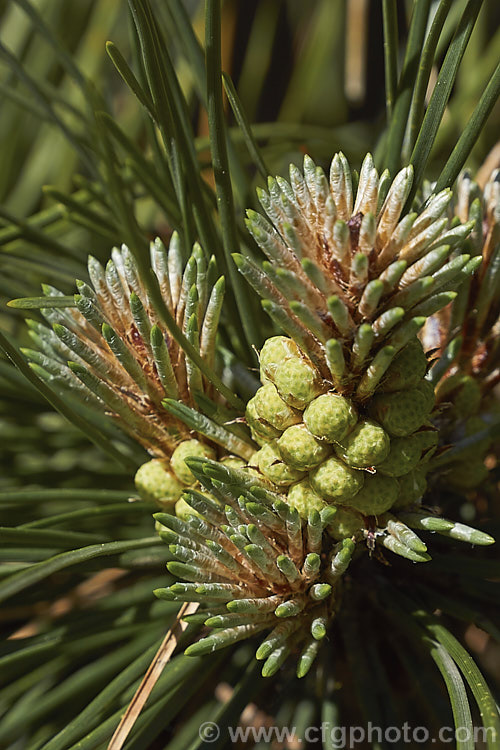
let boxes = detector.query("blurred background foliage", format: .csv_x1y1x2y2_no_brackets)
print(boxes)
0,1,499,748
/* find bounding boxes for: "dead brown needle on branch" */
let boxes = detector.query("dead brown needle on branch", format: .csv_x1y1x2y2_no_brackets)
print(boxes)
107,601,199,750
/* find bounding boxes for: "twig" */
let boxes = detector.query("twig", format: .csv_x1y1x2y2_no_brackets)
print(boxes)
107,600,199,749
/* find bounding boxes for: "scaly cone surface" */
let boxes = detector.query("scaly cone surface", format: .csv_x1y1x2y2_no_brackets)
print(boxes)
247,334,437,532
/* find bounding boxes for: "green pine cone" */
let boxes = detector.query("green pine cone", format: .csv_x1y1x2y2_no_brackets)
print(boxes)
253,382,302,431
247,335,442,532
175,496,202,520
369,384,434,437
377,434,423,476
334,418,390,468
347,473,399,515
256,440,306,486
412,429,439,458
220,456,247,470
245,398,282,443
272,357,324,408
303,392,358,443
379,338,428,392
259,335,302,381
171,439,216,485
134,459,184,509
277,423,331,470
327,506,363,541
309,456,365,502
286,478,329,518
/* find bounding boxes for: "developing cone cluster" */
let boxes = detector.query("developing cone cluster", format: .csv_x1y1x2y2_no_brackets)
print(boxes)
237,152,486,540
155,450,492,679
247,334,437,537
21,234,253,515
154,457,351,679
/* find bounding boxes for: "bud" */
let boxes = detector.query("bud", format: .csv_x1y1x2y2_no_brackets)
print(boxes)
327,507,362,541
412,429,439,457
259,335,301,381
171,439,216,485
273,357,324,409
303,392,357,443
334,418,390,468
253,382,302,431
377,434,422,476
348,473,399,515
134,459,183,509
369,383,434,437
220,456,247,470
278,424,331,470
309,456,364,502
379,338,428,392
175,496,202,520
256,441,306,486
245,398,282,442
286,478,329,518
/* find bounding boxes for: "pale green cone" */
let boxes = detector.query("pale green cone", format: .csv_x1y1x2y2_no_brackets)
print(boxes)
171,439,217,485
334,418,390,468
277,424,331,470
286,478,330,518
412,429,439,458
243,333,438,529
259,335,302,381
245,398,282,442
303,392,358,443
369,384,434,437
327,507,363,541
309,456,364,502
379,338,428,392
272,357,324,409
220,456,247,470
175,496,202,520
377,434,422,476
347,473,399,515
257,440,306,486
252,382,302,431
135,459,184,509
